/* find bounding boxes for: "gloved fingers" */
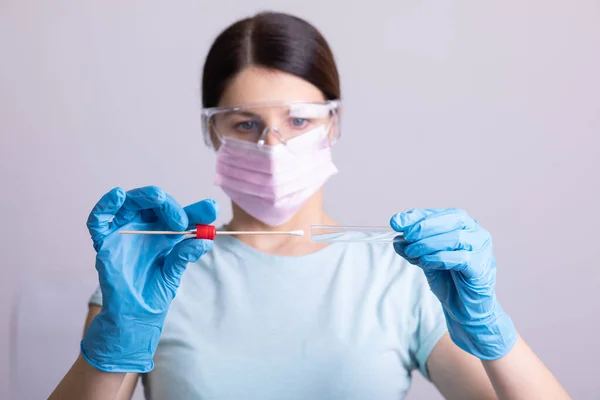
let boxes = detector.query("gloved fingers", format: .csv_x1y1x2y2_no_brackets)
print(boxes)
402,209,477,242
161,239,213,291
184,199,220,227
403,227,490,259
87,187,126,242
153,192,190,232
390,208,447,232
419,250,472,273
111,187,189,232
112,186,169,227
140,209,159,223
392,238,421,266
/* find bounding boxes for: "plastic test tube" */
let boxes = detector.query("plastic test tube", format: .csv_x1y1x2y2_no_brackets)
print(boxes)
119,224,304,240
310,225,404,243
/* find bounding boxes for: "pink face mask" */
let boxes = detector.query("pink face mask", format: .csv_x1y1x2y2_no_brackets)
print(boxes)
214,127,338,226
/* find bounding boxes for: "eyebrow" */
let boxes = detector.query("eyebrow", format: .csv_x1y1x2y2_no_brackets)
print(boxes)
221,108,294,119
222,110,262,119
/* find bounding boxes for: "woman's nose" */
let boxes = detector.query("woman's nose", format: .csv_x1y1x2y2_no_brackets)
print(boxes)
260,126,284,146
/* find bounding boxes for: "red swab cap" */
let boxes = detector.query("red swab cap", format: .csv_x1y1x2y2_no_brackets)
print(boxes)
195,224,217,240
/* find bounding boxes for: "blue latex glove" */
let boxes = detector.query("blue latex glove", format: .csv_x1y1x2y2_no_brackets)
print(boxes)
81,186,219,372
390,208,517,360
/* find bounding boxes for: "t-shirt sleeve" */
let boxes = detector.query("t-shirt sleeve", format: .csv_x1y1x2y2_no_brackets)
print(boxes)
88,285,103,307
409,272,448,381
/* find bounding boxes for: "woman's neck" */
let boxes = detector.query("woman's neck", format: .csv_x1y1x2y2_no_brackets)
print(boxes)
225,190,337,256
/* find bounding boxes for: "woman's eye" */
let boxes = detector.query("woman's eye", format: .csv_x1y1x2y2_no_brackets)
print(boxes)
236,121,259,131
290,118,309,128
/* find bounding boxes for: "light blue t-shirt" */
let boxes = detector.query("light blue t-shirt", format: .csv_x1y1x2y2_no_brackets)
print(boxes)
89,233,448,399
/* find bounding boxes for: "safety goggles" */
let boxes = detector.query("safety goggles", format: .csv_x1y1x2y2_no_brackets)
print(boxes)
201,100,341,151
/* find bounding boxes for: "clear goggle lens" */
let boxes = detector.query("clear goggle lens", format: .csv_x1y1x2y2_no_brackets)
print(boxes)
201,100,341,150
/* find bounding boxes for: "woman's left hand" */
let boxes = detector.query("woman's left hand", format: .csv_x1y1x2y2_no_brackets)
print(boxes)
390,208,517,360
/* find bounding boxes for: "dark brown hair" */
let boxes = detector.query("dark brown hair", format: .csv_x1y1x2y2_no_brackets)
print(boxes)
201,11,340,108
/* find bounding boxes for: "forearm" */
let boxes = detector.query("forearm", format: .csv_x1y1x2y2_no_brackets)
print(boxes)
482,335,570,400
48,354,125,400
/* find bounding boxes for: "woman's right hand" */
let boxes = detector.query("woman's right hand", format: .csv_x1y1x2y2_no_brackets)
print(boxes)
80,186,219,373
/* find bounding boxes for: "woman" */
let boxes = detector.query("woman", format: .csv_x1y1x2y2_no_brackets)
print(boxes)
51,11,569,400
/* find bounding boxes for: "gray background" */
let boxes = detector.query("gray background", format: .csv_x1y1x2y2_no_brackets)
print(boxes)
1,1,599,399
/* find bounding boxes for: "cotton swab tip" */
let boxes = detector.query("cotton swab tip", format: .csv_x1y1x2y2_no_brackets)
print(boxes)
289,230,304,236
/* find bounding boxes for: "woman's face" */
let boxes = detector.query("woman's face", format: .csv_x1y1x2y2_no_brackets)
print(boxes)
216,66,327,147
